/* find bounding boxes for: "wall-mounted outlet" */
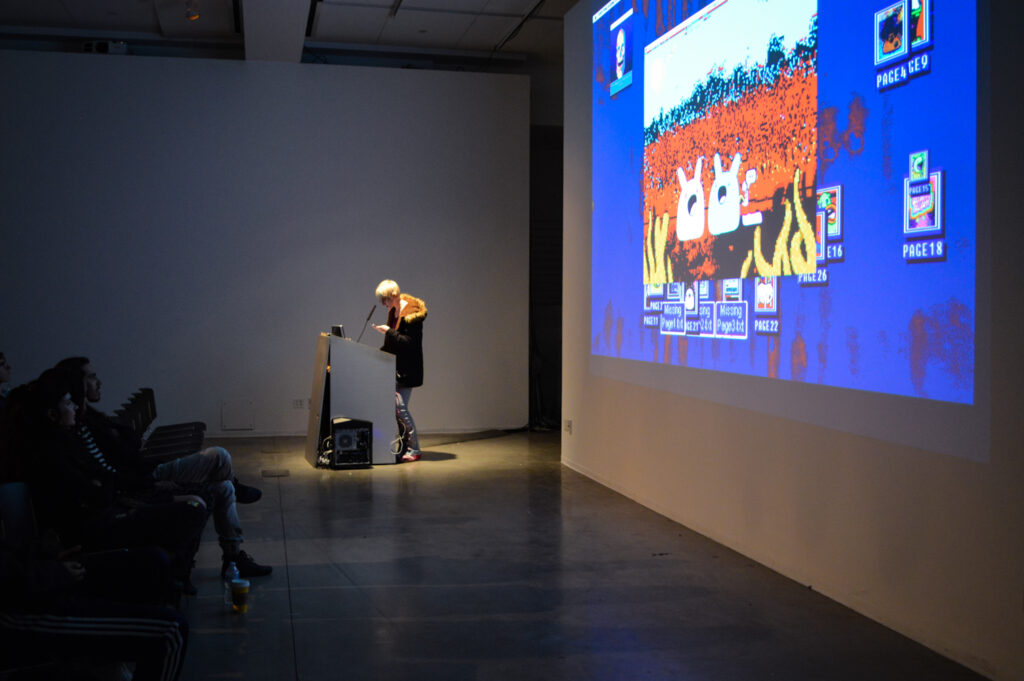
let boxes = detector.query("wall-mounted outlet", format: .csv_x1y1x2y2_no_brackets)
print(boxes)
564,419,573,434
292,398,305,409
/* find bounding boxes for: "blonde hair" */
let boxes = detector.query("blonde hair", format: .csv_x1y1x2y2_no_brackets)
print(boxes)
375,279,400,303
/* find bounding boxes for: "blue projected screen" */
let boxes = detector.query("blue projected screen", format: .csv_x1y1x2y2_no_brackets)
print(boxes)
590,0,976,405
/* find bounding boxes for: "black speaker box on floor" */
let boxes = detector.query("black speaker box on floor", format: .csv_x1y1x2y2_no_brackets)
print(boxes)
329,417,372,469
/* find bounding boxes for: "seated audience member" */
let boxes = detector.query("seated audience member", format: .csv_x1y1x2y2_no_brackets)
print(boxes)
56,357,272,578
1,539,189,681
10,367,207,590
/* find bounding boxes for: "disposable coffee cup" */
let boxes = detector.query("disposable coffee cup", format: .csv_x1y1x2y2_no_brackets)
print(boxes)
230,578,250,613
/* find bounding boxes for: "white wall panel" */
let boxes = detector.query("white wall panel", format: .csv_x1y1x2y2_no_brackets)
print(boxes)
0,49,530,436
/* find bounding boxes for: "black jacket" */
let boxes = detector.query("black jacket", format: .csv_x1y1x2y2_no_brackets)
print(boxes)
381,294,427,388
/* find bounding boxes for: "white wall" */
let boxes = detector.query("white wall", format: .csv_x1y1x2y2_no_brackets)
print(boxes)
0,49,529,436
563,3,1024,680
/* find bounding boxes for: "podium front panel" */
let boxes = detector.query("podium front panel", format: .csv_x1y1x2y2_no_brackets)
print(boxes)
327,337,397,464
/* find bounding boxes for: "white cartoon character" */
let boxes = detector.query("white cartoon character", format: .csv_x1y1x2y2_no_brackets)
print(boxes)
707,152,742,236
756,277,775,310
615,28,626,80
684,285,696,311
675,157,705,241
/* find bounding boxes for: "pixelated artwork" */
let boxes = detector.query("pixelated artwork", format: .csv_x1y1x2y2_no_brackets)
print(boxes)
642,0,819,284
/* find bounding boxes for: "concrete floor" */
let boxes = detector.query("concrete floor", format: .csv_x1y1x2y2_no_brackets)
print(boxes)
179,431,986,681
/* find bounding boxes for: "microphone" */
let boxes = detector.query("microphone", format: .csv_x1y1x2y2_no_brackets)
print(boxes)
356,304,376,343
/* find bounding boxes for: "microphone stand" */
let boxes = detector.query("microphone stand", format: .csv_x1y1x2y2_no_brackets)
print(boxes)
356,304,376,343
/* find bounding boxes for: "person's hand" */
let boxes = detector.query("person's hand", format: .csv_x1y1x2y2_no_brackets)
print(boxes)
62,561,86,583
173,494,207,510
372,324,389,334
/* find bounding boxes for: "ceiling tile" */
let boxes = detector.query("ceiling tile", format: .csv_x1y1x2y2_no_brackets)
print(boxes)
312,3,390,43
378,8,475,49
456,13,519,51
479,0,536,15
400,0,496,12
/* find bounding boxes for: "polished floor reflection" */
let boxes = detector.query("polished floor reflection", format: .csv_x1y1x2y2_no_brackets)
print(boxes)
180,432,985,681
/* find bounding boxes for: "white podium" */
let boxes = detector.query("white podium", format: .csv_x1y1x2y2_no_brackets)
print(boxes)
305,333,397,467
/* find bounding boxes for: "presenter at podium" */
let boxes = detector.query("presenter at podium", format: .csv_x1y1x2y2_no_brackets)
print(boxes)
372,279,428,463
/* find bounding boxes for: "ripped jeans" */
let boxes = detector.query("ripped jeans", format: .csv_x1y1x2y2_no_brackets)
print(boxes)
396,386,420,455
152,446,243,557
